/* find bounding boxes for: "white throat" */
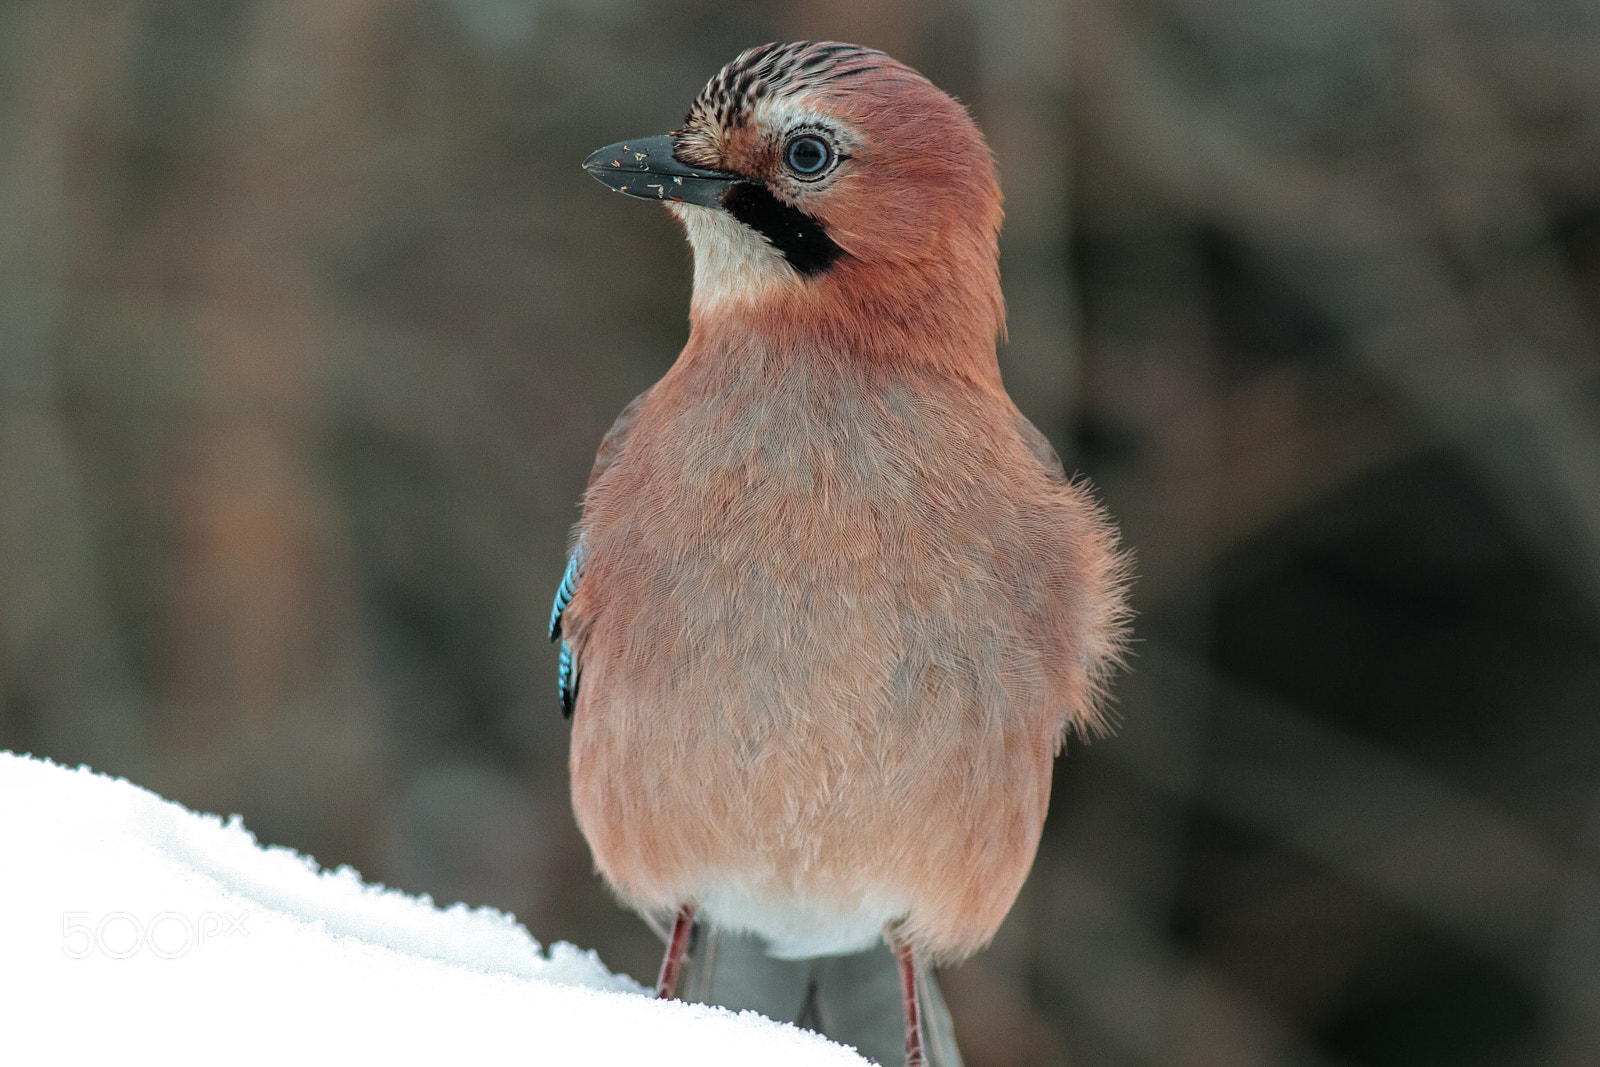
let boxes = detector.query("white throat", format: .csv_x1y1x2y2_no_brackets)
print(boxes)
669,202,803,312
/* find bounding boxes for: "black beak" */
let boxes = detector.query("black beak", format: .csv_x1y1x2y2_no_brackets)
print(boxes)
582,134,743,208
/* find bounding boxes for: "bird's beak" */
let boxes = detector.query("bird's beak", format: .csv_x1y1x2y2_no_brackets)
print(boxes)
582,134,743,208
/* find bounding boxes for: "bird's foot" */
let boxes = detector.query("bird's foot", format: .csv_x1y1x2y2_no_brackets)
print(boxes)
889,925,926,1066
655,904,697,999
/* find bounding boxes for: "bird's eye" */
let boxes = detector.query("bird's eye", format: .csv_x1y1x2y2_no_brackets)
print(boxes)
785,135,833,177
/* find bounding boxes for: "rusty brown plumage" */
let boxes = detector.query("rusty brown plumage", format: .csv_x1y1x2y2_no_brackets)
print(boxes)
563,42,1129,1044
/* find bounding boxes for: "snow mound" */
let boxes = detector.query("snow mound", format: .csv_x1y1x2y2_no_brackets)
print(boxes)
0,751,867,1065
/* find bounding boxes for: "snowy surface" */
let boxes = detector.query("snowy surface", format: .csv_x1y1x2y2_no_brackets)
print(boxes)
0,752,867,1065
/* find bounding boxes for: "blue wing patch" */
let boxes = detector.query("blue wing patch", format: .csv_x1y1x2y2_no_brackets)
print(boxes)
549,546,582,642
550,546,584,718
557,642,579,719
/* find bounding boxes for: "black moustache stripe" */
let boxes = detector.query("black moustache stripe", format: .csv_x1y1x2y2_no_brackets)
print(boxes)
721,183,846,277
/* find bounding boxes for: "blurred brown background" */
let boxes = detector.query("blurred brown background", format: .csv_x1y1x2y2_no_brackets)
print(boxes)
4,1,1599,1063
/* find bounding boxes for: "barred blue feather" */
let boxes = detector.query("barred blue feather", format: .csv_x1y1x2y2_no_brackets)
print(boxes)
550,546,584,718
549,546,583,642
557,642,579,718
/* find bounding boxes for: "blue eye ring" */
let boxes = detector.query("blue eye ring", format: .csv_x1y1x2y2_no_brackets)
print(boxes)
785,134,834,177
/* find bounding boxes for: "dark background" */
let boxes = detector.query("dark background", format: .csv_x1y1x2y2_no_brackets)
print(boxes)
4,1,1599,1063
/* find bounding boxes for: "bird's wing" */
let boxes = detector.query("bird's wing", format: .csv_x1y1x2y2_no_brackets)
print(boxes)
1014,410,1069,485
550,389,650,718
587,389,650,492
549,548,584,717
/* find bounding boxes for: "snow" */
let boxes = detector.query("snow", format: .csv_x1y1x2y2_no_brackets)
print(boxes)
0,752,867,1065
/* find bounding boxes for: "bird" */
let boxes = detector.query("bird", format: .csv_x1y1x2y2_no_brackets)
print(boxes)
554,41,1129,1066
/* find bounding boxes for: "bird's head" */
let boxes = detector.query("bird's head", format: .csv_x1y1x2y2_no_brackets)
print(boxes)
584,42,1005,373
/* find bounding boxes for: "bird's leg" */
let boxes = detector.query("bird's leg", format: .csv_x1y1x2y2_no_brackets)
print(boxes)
889,927,926,1067
655,904,697,999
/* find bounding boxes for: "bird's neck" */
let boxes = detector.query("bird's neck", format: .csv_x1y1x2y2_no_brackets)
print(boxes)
685,254,1005,385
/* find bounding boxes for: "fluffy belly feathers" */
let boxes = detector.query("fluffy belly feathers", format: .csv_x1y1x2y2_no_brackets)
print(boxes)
564,358,1110,960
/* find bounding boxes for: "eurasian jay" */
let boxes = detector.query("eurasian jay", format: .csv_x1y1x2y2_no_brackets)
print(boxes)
554,42,1129,1066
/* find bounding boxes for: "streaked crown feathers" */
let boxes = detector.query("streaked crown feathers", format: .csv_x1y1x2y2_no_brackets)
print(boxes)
683,42,885,134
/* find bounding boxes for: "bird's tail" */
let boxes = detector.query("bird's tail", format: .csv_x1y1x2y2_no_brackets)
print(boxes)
679,928,964,1066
